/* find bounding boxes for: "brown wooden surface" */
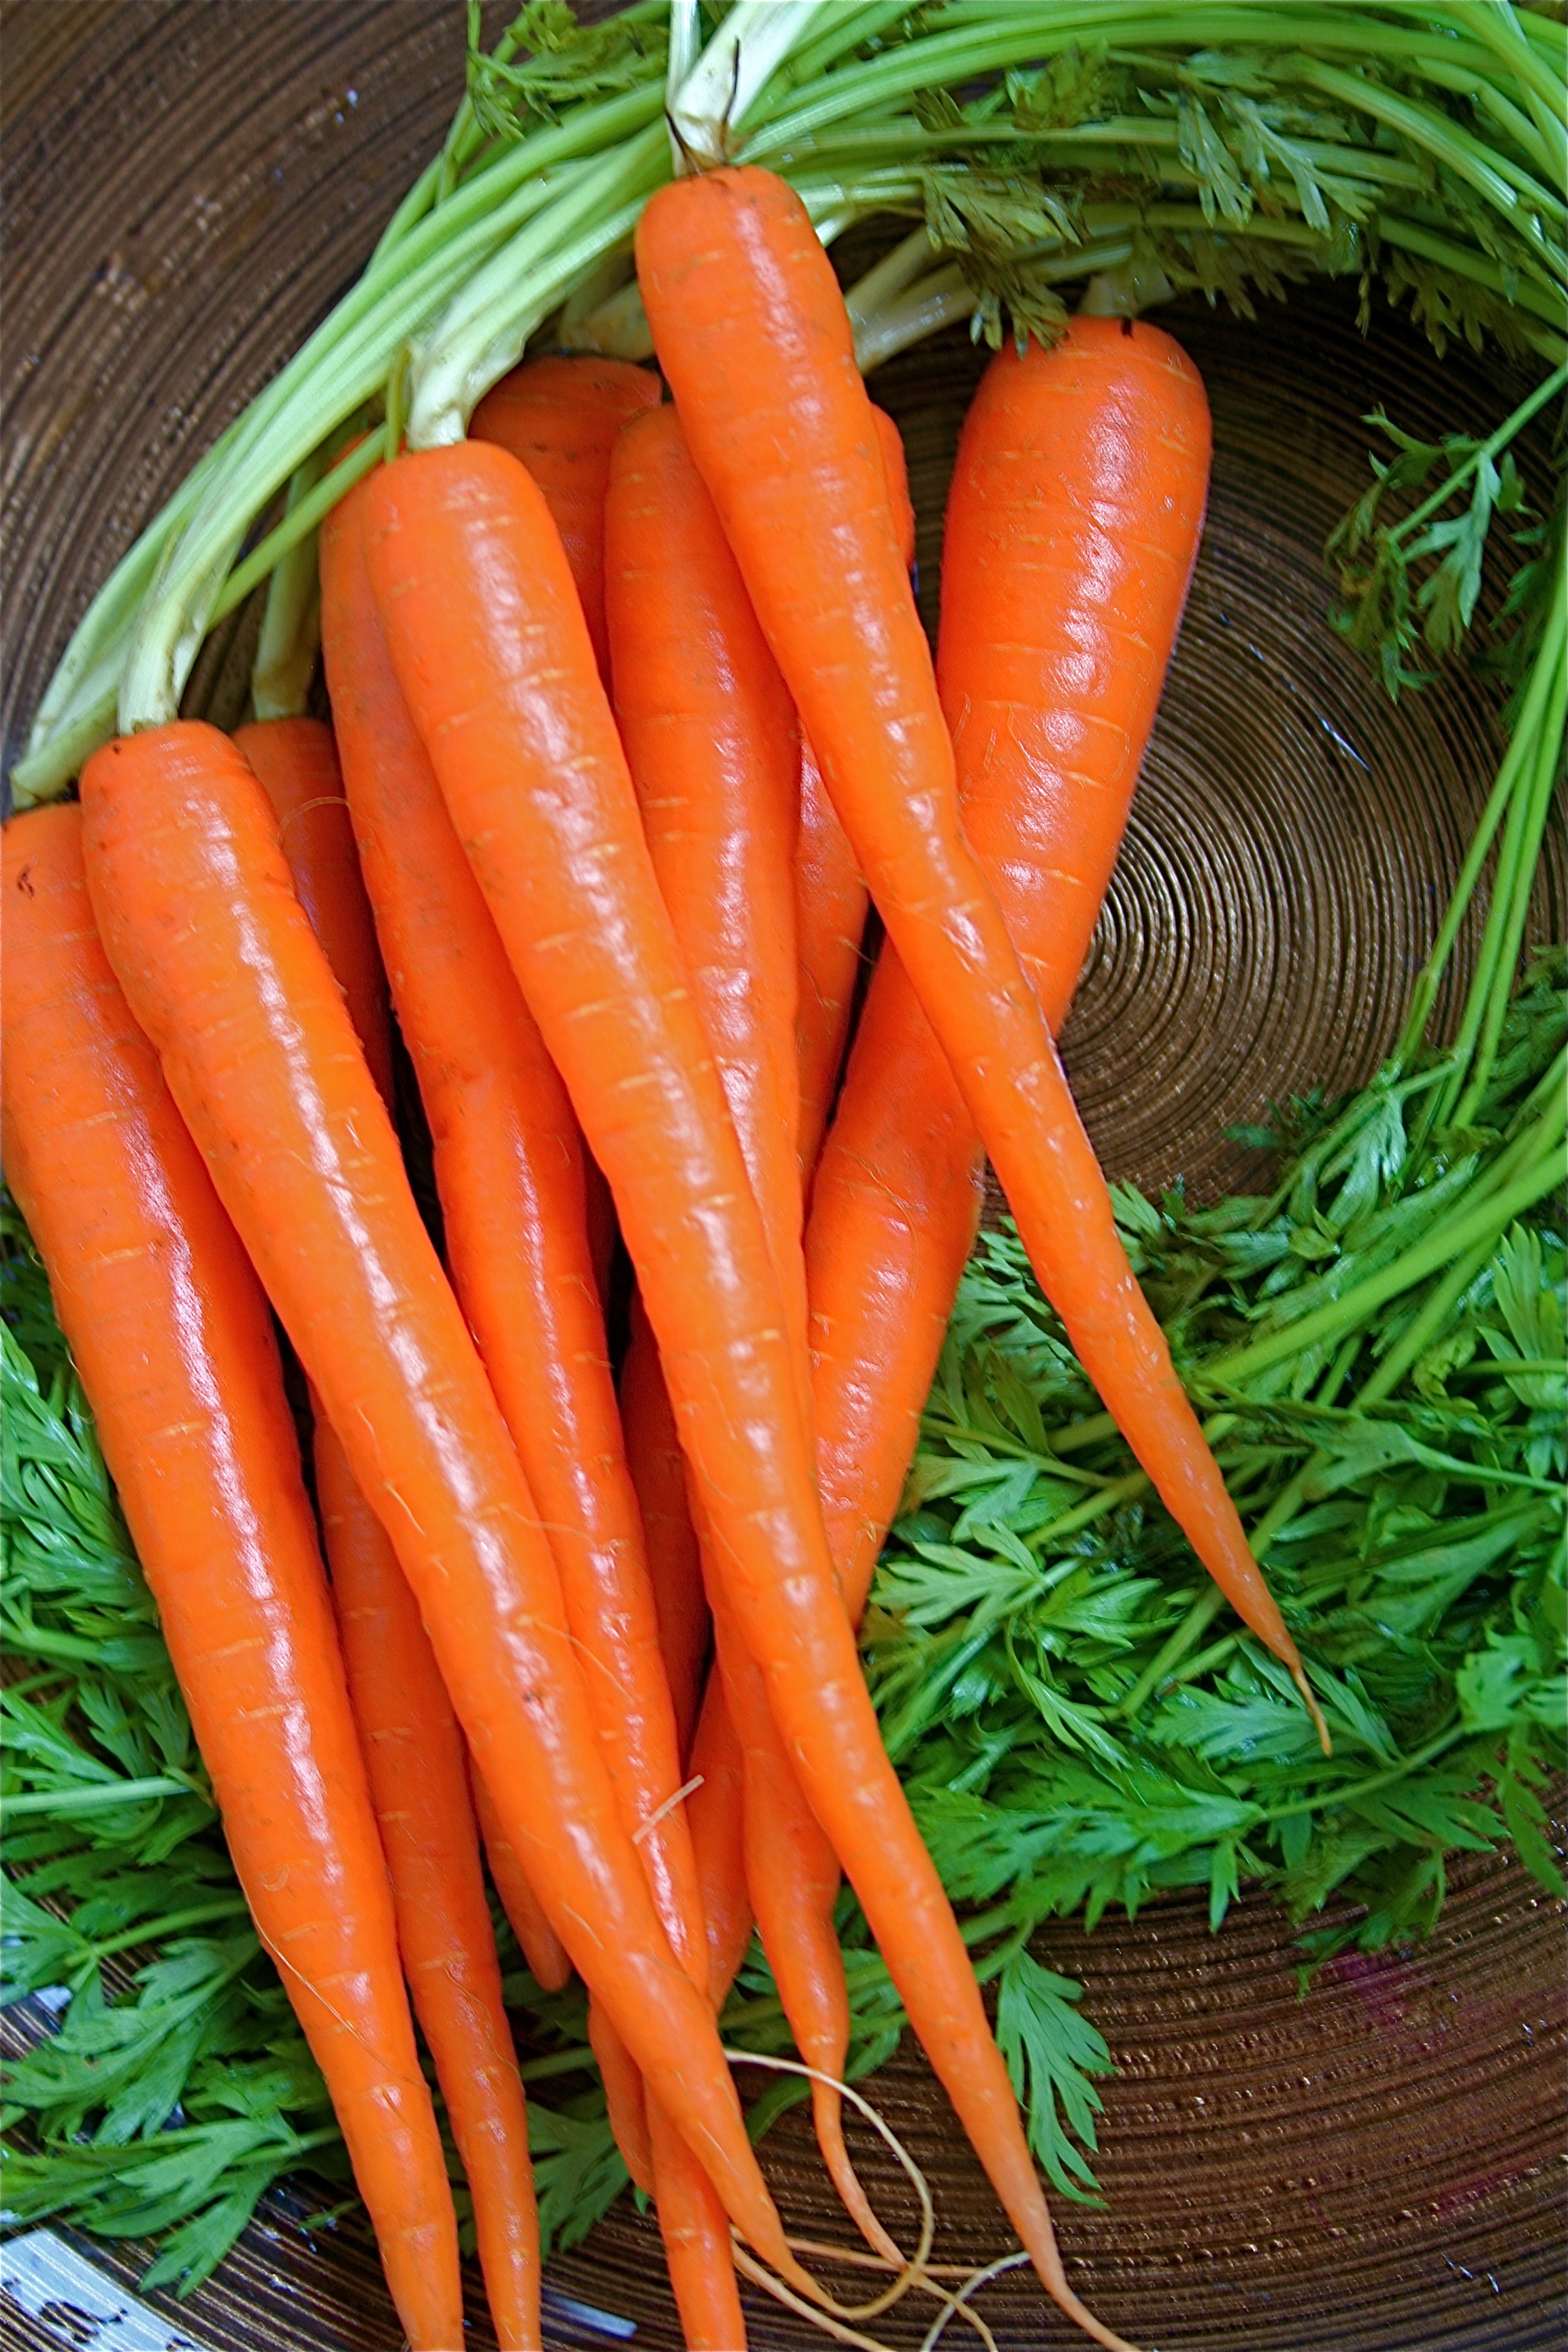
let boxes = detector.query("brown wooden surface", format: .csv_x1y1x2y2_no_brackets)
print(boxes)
2,7,1564,2351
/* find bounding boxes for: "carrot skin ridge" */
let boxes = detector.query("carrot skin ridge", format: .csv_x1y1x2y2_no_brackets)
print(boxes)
359,434,1089,2332
78,721,794,2278
316,1418,542,2351
637,166,1298,1687
1,804,463,2351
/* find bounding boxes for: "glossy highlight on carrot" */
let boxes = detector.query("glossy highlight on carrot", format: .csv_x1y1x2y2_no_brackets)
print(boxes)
1,804,463,2351
77,719,800,2281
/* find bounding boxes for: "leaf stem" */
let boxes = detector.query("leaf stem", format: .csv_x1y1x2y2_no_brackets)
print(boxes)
1,1777,199,1816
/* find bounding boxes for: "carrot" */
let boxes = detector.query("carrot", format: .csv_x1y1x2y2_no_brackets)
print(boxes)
232,717,395,1106
812,314,1214,1620
469,1763,573,1994
78,720,800,2281
795,406,913,1180
360,436,1132,2350
636,167,1316,1731
1,804,463,2351
248,708,544,2349
318,476,709,2212
315,1419,542,2351
619,1288,709,1765
471,352,662,684
606,391,815,2347
471,354,660,1304
606,402,891,2256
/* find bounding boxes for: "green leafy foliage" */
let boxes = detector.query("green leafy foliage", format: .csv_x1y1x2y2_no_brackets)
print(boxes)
464,0,666,140
865,960,1567,1974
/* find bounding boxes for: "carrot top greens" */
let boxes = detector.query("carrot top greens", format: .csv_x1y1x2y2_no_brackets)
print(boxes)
11,0,1565,797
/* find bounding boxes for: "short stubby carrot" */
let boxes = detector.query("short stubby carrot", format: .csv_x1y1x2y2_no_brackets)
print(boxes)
233,717,395,1105
77,721,799,2281
1,804,463,2351
637,167,1313,1731
360,436,1136,2350
471,351,662,684
316,1418,542,2351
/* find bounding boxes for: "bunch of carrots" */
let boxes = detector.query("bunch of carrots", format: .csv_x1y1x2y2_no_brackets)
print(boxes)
3,165,1321,2352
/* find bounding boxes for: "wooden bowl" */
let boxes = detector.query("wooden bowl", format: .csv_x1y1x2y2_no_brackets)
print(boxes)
3,8,1562,2349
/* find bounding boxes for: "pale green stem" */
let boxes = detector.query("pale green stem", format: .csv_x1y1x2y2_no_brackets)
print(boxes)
1213,1145,1567,1390
1452,657,1568,1126
250,450,326,721
3,1777,196,1816
408,126,666,448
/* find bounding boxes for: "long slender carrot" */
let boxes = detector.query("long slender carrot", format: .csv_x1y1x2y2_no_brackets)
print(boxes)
247,710,545,2350
472,353,661,1298
318,476,708,2208
360,436,1133,2350
813,313,1215,1620
619,1288,709,1765
796,406,913,1179
232,717,395,1106
78,720,800,2281
1,804,463,2351
606,402,887,2257
315,1419,542,2351
606,397,809,2345
637,169,1313,1733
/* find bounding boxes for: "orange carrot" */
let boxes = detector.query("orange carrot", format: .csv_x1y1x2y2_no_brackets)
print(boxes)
248,707,545,2349
619,1288,709,1765
637,168,1311,1729
471,354,659,1303
813,314,1213,1622
606,402,887,2255
470,1765,572,1993
232,717,395,1105
360,435,1132,2349
795,406,913,1179
1,804,463,2351
471,352,662,684
315,1420,541,2350
78,719,801,2280
320,473,709,2207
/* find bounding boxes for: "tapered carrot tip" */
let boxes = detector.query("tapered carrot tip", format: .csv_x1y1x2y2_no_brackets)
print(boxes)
1294,1663,1333,1757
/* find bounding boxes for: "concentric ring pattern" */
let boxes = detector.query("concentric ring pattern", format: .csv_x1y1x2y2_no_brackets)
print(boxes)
2,8,1563,2352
